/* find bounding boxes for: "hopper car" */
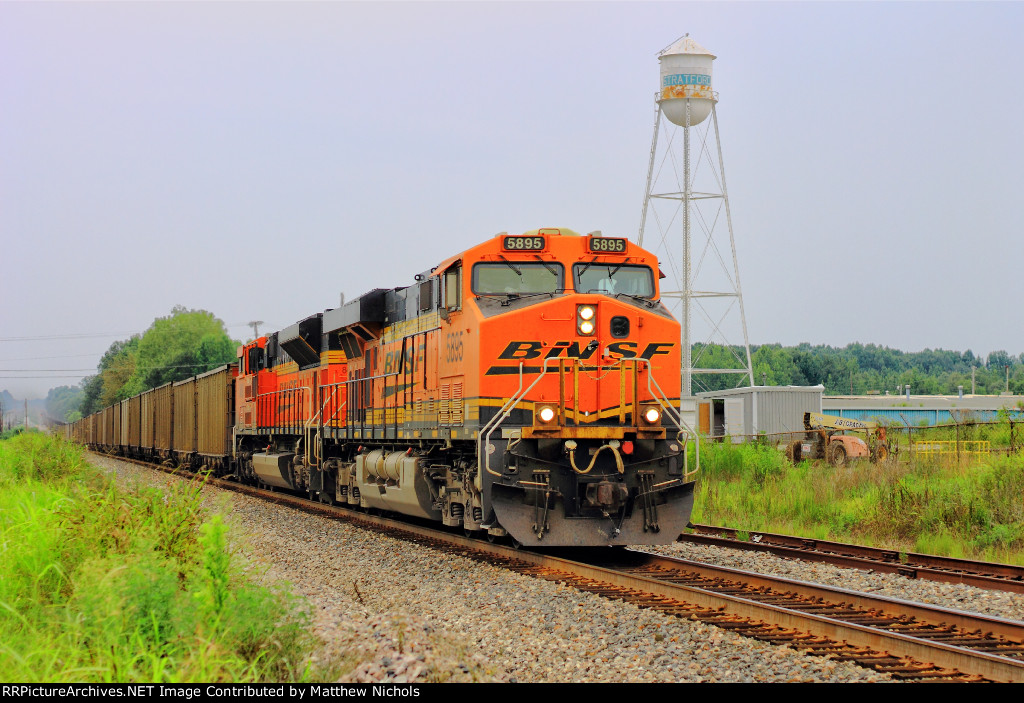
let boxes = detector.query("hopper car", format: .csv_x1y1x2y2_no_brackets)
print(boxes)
65,228,699,546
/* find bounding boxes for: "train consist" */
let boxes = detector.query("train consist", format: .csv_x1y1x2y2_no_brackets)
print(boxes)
65,228,699,546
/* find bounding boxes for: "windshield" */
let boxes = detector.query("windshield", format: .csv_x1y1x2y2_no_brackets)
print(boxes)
573,263,655,298
472,262,564,295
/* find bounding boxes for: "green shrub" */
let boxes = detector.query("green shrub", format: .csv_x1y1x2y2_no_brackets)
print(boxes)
0,432,322,682
693,438,1024,564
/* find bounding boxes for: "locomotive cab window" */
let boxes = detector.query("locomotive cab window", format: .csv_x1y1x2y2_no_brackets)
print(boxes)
472,262,564,296
573,263,654,298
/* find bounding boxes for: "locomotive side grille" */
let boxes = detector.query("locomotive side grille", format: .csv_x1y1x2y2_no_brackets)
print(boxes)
439,378,464,426
440,383,451,425
451,380,464,426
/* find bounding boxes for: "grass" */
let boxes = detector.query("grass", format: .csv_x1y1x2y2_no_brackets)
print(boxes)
691,440,1024,565
0,431,323,682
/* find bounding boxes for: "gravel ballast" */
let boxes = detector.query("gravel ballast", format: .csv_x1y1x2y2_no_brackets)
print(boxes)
88,454,1020,682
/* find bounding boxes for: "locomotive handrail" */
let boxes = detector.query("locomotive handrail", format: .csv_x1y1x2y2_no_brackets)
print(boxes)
318,380,349,428
638,358,700,480
255,386,312,435
479,360,535,478
341,371,400,437
302,409,322,467
478,356,700,482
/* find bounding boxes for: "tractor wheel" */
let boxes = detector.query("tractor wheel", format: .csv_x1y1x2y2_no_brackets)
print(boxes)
785,440,803,464
828,442,848,468
872,444,889,464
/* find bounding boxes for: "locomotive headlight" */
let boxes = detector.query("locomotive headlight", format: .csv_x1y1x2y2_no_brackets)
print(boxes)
641,405,662,425
537,405,557,424
576,305,597,336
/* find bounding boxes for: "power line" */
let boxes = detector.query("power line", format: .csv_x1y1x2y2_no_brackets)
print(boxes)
0,332,142,342
0,353,107,362
0,375,92,379
0,363,225,372
1,321,260,344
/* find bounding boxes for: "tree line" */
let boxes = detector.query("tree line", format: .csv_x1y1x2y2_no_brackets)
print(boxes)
41,327,1024,421
694,342,1024,396
77,306,240,417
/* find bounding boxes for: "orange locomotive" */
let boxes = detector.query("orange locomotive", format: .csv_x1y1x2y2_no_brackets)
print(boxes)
233,227,698,546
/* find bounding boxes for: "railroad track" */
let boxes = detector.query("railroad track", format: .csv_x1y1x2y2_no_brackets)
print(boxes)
96,452,1024,682
683,524,1024,594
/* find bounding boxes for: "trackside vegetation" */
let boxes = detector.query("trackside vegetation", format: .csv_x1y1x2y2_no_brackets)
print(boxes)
0,432,322,682
691,437,1024,565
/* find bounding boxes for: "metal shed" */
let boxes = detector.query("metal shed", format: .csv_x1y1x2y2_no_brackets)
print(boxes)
695,386,823,442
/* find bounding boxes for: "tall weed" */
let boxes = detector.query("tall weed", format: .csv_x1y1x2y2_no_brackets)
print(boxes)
693,440,1024,563
0,433,322,682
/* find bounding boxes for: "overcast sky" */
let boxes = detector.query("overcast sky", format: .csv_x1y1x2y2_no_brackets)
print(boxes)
2,1,1022,399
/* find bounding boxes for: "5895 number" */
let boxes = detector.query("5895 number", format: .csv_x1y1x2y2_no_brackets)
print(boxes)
503,236,545,251
589,237,627,253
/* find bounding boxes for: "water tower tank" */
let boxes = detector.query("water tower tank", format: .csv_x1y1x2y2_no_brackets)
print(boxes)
658,35,716,127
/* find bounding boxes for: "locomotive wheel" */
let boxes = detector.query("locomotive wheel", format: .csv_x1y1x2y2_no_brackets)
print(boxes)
872,444,889,464
828,442,848,468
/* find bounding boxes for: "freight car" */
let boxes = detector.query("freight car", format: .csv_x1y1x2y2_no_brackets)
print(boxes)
69,228,699,546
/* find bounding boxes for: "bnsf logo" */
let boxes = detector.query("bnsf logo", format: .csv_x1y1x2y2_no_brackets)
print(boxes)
498,341,673,360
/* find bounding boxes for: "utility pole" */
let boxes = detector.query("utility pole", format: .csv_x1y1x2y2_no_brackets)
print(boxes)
972,366,976,395
1007,365,1011,394
248,320,264,340
25,399,29,430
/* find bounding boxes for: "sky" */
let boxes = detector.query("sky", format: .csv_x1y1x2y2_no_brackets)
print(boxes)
2,1,1022,399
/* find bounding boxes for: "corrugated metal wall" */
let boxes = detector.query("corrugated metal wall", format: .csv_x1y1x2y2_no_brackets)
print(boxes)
114,401,123,447
127,395,141,448
154,383,174,452
197,366,234,456
754,389,823,435
696,386,824,439
173,379,197,454
140,389,155,451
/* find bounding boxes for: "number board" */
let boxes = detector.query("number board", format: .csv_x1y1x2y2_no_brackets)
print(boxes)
503,235,545,251
588,237,628,253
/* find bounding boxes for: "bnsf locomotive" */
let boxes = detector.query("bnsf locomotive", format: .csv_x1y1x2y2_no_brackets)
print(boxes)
67,228,699,546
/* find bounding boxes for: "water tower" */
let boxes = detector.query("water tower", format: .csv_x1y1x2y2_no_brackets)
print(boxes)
638,35,754,400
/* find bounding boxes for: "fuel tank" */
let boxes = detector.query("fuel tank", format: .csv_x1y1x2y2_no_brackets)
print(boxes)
252,452,295,489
